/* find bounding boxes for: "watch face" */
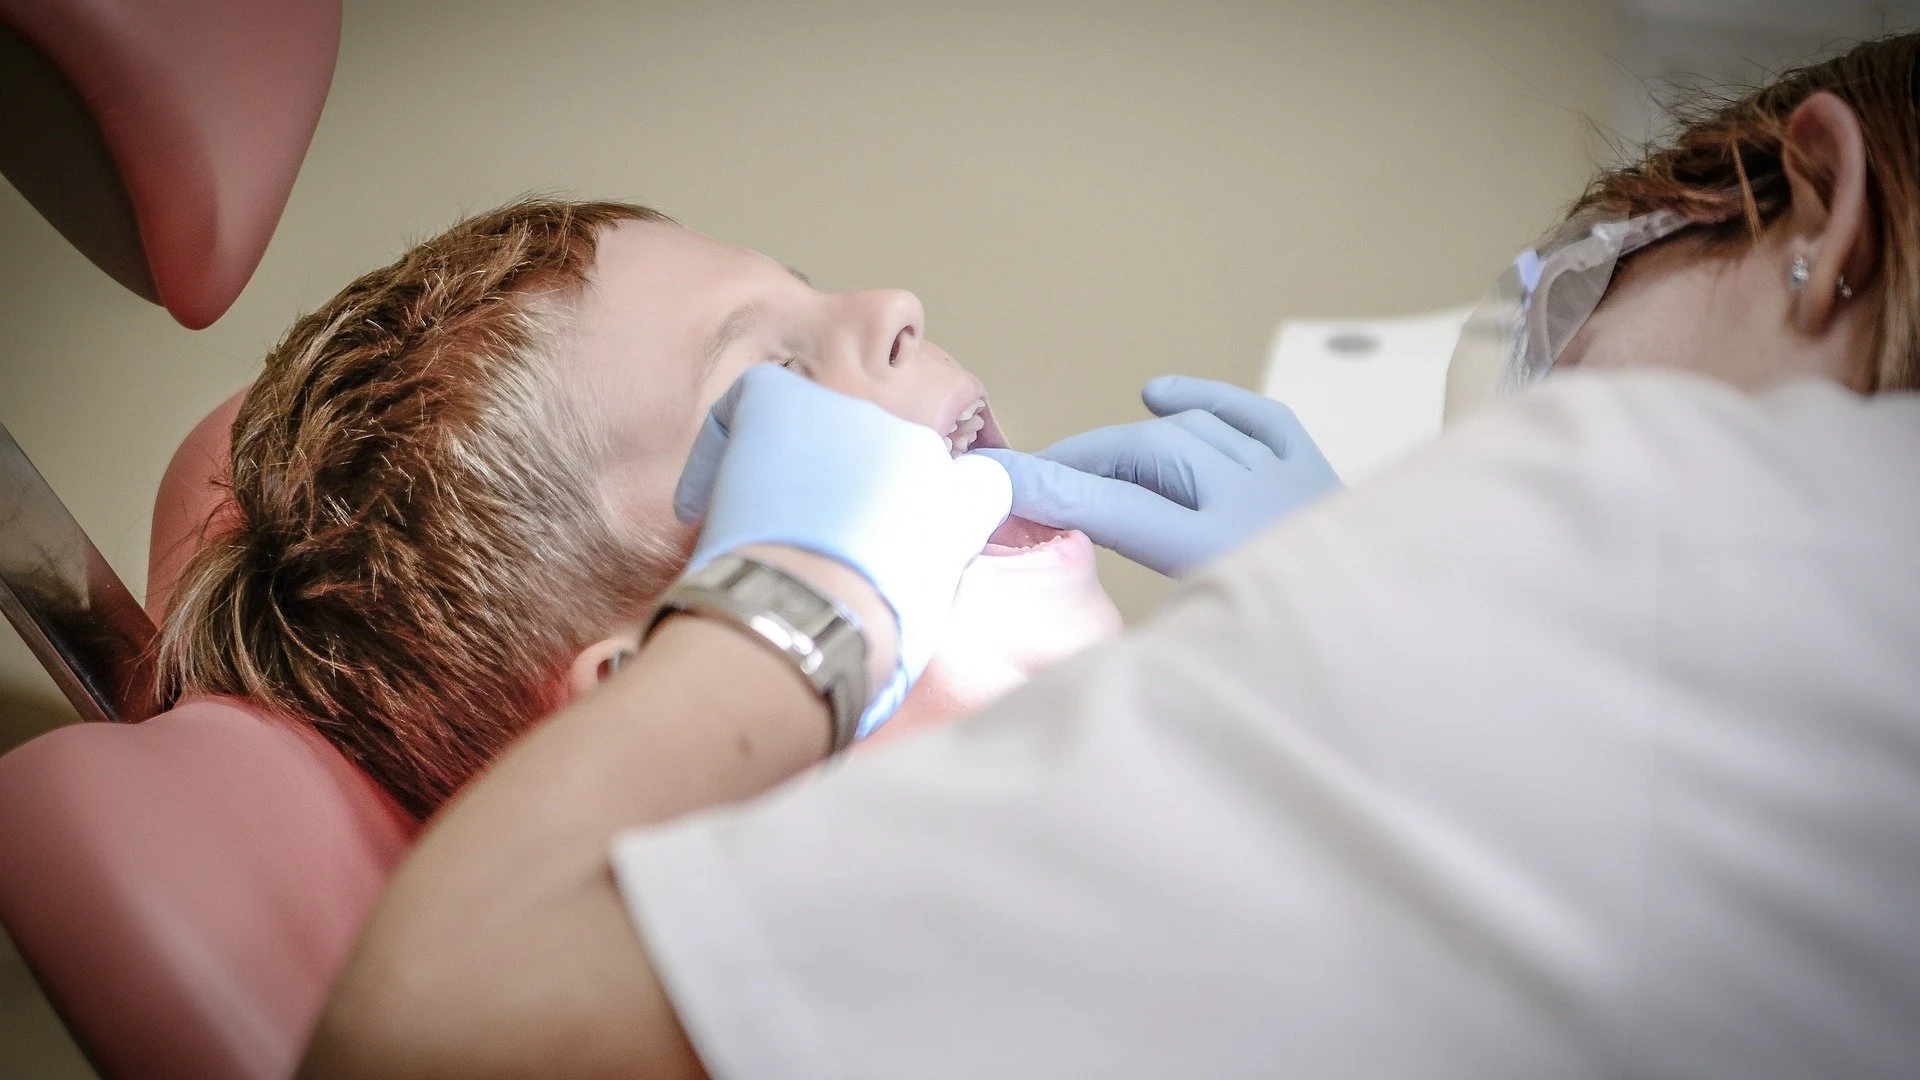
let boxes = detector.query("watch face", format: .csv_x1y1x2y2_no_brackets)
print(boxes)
766,578,814,624
746,573,836,638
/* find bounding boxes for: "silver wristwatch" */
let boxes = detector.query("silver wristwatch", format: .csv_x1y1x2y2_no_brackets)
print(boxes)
644,553,871,753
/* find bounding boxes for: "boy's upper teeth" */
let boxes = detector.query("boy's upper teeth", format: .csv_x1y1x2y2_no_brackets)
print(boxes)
950,399,984,433
946,398,988,456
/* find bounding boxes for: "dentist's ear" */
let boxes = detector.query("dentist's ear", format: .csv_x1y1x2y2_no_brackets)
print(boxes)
1781,90,1877,335
567,634,642,700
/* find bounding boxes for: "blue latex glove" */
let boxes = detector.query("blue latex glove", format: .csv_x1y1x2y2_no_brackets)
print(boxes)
976,376,1340,578
674,364,1012,736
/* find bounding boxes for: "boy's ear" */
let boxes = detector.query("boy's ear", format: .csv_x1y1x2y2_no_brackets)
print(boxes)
566,633,641,701
1781,90,1876,333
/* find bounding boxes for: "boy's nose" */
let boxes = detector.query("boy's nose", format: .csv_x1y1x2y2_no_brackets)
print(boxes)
843,289,926,382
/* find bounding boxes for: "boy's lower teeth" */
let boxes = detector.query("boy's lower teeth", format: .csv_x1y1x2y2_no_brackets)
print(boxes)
987,515,1065,550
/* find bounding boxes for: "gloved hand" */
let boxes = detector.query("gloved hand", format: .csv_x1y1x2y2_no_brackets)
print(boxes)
976,376,1339,578
674,364,1013,736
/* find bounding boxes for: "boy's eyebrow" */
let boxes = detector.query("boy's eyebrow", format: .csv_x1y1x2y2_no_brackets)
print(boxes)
694,268,811,385
696,300,771,387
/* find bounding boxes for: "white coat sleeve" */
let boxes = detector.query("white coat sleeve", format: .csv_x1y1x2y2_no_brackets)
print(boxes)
610,372,1920,1080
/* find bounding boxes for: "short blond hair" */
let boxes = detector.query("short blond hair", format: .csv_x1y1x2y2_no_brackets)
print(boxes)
159,199,680,818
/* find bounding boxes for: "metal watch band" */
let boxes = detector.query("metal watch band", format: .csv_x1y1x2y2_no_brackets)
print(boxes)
643,554,870,753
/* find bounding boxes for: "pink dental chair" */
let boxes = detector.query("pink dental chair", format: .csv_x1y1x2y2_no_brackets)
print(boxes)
0,3,421,1078
0,400,418,1080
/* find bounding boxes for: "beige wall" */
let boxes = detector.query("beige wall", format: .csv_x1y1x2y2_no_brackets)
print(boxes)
0,0,1622,734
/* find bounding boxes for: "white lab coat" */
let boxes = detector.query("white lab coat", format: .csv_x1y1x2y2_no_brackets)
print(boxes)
612,370,1920,1080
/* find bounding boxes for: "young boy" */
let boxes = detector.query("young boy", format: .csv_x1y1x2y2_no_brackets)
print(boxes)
158,200,1119,818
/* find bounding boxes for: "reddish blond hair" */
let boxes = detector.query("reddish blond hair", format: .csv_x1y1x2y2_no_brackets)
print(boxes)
159,199,679,818
1576,32,1920,391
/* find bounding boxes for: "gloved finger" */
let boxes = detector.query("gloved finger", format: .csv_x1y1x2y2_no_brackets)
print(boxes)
1157,408,1272,470
1141,375,1311,461
1031,420,1229,511
948,453,1015,547
975,449,1198,575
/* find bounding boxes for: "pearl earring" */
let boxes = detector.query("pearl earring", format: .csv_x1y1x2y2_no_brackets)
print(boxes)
1836,276,1854,301
1788,254,1811,290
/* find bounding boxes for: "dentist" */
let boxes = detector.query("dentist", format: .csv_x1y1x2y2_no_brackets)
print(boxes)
302,80,1920,1080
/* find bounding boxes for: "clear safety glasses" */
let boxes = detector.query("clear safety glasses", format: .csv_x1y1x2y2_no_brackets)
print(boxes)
1443,207,1698,423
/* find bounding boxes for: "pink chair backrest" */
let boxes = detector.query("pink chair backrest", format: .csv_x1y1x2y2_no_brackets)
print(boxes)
0,700,415,1080
0,395,417,1080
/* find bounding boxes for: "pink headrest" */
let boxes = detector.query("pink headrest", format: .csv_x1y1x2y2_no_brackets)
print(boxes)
0,0,341,327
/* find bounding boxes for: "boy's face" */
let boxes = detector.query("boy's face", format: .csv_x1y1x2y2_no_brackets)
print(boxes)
563,219,1006,544
557,220,1122,732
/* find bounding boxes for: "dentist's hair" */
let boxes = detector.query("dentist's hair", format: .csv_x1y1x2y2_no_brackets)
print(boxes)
157,198,682,819
1575,31,1920,392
